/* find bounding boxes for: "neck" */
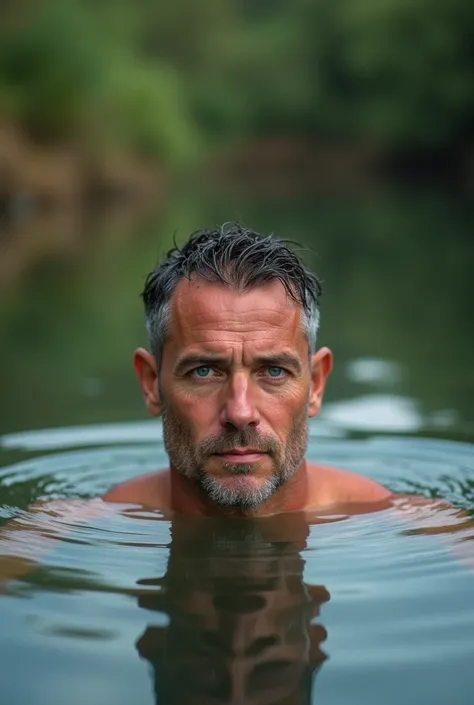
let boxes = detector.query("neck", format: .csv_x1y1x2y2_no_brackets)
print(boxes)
169,461,310,517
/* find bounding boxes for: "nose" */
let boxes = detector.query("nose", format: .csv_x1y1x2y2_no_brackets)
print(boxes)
219,373,260,430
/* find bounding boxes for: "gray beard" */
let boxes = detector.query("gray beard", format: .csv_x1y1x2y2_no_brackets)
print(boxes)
161,403,309,509
197,470,284,509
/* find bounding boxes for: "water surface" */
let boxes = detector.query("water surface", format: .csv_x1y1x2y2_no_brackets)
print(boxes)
1,188,473,704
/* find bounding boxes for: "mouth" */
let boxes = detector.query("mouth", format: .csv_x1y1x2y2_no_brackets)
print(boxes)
214,449,267,463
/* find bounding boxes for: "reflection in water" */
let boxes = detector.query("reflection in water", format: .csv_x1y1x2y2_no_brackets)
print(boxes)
135,514,329,705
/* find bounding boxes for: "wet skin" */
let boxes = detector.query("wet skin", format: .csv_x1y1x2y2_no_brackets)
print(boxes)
104,278,392,516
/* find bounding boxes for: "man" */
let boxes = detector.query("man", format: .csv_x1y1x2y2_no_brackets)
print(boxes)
104,223,392,516
1,224,471,597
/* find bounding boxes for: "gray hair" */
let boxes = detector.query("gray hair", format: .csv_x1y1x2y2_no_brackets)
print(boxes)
141,223,322,363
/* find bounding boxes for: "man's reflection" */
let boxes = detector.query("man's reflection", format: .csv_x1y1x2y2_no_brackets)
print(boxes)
135,513,329,705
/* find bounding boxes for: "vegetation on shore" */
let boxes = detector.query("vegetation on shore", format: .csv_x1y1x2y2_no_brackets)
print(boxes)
0,0,472,181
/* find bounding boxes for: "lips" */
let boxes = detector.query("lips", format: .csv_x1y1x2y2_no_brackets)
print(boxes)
218,449,261,455
214,449,266,463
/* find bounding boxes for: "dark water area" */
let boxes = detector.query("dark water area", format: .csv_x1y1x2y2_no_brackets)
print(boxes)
1,186,474,704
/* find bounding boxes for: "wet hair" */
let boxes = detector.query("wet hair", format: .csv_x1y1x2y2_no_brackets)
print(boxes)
141,222,322,362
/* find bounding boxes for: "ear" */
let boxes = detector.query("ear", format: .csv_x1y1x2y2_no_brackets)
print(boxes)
308,347,333,418
133,348,162,417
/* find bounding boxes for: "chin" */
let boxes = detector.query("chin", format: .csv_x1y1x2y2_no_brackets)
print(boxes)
198,472,280,508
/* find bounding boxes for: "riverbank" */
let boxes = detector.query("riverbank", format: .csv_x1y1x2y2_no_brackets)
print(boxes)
1,125,472,289
3,126,472,214
0,124,166,216
205,136,474,197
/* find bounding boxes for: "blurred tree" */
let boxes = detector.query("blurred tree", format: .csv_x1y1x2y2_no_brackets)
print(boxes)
0,0,104,139
0,0,472,165
338,0,474,148
0,0,198,166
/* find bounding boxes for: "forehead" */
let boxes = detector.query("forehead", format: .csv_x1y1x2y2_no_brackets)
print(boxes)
167,277,304,350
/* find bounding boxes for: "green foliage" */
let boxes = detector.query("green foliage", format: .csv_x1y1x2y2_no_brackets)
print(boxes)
338,0,474,145
96,57,199,166
0,0,198,165
0,0,472,162
0,0,104,138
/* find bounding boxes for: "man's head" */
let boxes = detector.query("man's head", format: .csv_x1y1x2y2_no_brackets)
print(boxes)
134,223,332,510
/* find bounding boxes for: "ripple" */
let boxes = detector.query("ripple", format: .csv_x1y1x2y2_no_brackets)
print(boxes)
0,420,163,452
1,424,474,515
0,423,473,705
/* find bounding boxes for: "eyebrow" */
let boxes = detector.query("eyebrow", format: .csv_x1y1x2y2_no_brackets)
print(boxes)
173,352,303,376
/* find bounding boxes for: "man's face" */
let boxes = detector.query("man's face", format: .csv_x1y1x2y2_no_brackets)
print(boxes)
140,277,331,509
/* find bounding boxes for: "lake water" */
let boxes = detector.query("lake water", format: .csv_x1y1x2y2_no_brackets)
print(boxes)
0,187,473,704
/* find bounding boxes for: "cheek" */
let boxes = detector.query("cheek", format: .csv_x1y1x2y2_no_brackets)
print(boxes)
261,394,305,436
169,388,218,428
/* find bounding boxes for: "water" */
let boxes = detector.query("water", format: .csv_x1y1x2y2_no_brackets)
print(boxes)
1,187,474,704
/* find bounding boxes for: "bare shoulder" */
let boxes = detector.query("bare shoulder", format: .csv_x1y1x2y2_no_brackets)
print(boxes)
102,470,169,508
307,462,392,509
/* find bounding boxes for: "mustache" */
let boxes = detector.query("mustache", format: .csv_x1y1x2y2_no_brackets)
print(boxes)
198,428,279,457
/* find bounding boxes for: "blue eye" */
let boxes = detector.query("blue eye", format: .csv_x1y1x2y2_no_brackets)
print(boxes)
267,366,285,377
194,366,213,377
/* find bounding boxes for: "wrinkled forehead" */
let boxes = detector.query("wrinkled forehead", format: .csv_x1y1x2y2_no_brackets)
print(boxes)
168,276,305,348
